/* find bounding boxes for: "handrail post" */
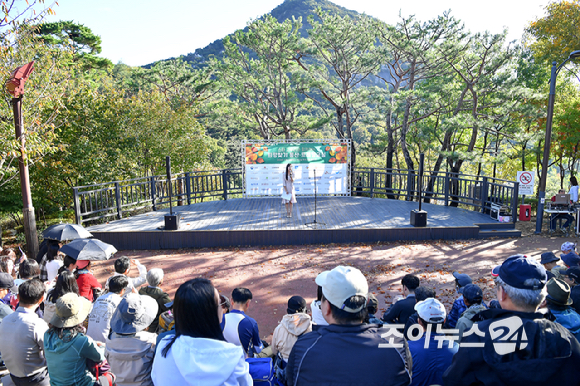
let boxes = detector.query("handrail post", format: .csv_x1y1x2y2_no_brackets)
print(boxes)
407,170,413,201
185,172,191,205
481,177,489,214
150,176,157,211
444,173,450,206
222,169,228,200
73,188,81,224
512,182,519,224
114,182,122,219
370,168,375,198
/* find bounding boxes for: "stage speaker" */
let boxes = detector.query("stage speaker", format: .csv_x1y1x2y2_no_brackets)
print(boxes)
165,215,180,230
410,210,427,227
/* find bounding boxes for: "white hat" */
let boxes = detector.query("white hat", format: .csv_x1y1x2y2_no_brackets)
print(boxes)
315,266,368,313
415,298,446,323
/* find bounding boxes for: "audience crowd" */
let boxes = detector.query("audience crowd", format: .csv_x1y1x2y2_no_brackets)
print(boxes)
0,241,580,385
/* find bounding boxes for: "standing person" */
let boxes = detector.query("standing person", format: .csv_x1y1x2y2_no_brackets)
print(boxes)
43,271,80,324
75,260,102,302
139,268,171,333
382,273,420,325
222,288,264,356
286,266,411,386
569,176,579,203
151,278,252,386
44,293,110,386
86,276,128,343
282,163,297,218
106,293,158,386
443,254,580,385
105,257,147,294
0,279,50,386
39,241,62,282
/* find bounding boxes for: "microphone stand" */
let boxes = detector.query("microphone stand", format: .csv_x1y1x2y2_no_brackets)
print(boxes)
306,169,325,228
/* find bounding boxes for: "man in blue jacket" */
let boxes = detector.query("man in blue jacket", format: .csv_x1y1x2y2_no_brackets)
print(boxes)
286,266,411,386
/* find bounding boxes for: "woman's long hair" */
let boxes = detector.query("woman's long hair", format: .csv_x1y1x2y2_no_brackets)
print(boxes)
46,241,60,262
57,255,77,276
162,278,224,357
47,271,79,303
285,164,292,181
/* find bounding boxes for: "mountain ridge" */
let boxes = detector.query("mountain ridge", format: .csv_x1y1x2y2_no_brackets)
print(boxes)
143,0,360,69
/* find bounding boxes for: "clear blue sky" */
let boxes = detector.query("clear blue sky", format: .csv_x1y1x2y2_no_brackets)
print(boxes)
46,0,551,67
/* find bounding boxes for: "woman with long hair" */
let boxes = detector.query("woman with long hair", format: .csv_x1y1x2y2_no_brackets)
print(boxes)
43,271,80,324
152,278,251,386
282,163,297,218
39,240,63,282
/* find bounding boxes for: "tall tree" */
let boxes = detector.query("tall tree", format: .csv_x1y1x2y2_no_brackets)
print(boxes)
294,9,381,166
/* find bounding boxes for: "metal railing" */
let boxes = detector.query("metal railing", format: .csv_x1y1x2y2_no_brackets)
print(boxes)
73,169,243,224
73,167,518,225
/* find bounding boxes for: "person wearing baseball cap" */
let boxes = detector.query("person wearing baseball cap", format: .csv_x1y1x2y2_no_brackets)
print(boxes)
562,266,580,315
286,266,411,386
443,272,473,329
409,298,458,386
561,242,580,268
444,254,580,385
455,284,486,340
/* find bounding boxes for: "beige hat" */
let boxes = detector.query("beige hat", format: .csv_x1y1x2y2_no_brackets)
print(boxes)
51,293,92,328
315,266,368,313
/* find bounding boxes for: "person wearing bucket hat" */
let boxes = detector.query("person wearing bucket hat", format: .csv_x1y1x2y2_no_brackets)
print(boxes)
545,278,580,341
75,260,102,302
455,284,487,340
44,292,111,386
561,241,580,267
285,266,411,386
408,298,458,386
539,251,564,280
105,293,158,386
444,254,580,386
443,272,473,329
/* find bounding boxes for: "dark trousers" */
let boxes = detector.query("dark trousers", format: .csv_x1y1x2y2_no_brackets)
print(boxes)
550,213,574,230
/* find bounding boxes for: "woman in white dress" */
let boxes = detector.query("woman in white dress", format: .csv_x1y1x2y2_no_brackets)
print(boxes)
282,163,297,217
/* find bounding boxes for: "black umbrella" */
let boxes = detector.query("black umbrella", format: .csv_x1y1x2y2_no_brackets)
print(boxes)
42,224,92,242
59,238,117,261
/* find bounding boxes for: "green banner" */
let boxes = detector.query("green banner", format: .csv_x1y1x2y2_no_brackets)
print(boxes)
245,142,348,165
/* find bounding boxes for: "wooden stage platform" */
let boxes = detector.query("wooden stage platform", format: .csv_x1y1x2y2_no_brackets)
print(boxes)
87,197,521,250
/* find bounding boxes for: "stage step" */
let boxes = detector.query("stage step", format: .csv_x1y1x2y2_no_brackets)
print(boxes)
477,229,521,239
475,222,516,230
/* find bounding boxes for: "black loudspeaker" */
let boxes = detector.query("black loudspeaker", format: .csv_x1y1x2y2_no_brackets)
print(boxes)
165,215,180,230
410,210,427,227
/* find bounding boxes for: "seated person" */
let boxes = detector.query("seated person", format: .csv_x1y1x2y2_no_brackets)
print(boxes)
404,286,436,337
106,293,158,386
106,256,147,294
456,284,486,340
561,242,580,267
545,278,580,341
540,251,564,280
550,189,574,231
443,272,472,329
86,275,128,343
222,288,263,356
139,268,171,333
270,296,312,362
365,293,383,325
382,274,420,325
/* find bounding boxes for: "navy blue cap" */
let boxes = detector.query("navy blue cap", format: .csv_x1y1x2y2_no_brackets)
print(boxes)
540,252,559,265
462,284,483,304
492,254,547,290
452,272,472,292
562,267,580,283
561,253,580,268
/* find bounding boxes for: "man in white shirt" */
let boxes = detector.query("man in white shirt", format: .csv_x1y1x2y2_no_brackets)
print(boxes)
105,256,147,294
86,276,128,343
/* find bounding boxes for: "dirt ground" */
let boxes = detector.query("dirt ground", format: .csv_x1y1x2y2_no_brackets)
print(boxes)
89,217,578,342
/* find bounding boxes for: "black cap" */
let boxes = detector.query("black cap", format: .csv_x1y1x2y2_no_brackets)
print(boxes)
462,284,483,304
562,267,580,283
0,273,13,289
492,254,547,290
287,295,307,314
540,252,560,265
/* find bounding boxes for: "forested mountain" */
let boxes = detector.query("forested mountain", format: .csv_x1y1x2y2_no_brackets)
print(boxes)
144,0,360,69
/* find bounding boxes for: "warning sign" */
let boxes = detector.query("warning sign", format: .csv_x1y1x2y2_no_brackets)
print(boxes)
517,171,535,195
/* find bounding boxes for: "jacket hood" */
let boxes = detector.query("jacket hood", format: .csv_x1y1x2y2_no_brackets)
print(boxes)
281,313,312,336
461,303,487,320
44,330,80,354
160,336,246,385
